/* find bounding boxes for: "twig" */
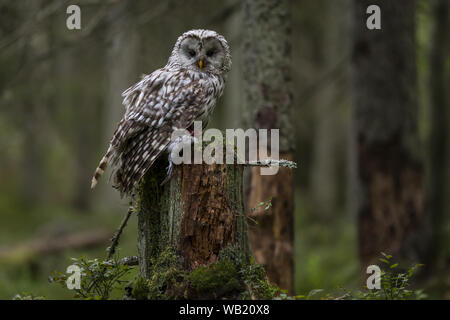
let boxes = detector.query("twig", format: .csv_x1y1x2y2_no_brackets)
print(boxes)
334,293,351,300
119,256,139,266
245,159,297,169
85,206,134,293
246,283,256,300
106,206,134,259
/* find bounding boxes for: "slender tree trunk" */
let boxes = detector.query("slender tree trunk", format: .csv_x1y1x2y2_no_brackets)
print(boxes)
311,0,350,220
429,0,449,267
224,0,243,128
350,0,428,271
19,1,46,206
242,0,295,293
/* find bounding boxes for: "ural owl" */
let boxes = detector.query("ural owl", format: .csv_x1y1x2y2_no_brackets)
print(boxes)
91,29,231,195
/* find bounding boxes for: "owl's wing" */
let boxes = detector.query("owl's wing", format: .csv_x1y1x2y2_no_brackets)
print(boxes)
113,68,209,195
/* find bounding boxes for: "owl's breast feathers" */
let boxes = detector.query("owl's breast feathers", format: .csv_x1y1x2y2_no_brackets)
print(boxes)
92,68,226,195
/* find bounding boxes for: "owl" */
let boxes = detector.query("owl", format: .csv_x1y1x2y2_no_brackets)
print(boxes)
91,29,231,196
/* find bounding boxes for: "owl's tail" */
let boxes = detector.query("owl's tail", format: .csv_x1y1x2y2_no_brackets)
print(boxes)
91,145,113,189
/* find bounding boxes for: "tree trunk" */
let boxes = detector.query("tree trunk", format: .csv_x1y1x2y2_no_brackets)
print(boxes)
242,0,295,293
429,0,449,268
310,0,350,220
350,0,428,271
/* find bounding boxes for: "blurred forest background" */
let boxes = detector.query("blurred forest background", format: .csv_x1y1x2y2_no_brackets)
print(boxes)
0,0,449,299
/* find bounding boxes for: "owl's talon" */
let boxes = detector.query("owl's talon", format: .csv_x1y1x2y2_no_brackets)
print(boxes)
161,155,174,186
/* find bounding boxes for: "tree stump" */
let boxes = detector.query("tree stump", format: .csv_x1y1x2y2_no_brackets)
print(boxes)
137,159,250,276
133,153,274,299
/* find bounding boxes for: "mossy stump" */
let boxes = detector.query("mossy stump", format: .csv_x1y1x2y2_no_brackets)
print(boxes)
134,154,267,299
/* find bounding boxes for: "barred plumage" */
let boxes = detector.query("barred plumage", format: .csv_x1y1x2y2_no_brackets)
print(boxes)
91,29,231,195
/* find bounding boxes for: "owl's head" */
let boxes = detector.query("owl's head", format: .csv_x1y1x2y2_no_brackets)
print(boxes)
167,29,231,75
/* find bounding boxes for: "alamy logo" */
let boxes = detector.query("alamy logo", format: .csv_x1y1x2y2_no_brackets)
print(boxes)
366,265,381,289
366,5,381,30
169,121,280,175
66,5,81,30
66,264,81,290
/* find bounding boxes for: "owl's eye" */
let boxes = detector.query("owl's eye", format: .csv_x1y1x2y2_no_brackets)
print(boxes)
206,49,216,57
188,49,196,57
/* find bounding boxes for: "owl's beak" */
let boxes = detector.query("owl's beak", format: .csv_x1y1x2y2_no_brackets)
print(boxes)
198,59,204,69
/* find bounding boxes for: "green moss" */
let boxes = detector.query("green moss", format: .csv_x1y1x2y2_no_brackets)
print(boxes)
129,245,279,300
146,248,186,300
189,259,243,298
131,246,188,300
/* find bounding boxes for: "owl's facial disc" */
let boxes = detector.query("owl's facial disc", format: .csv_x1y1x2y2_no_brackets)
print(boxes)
179,36,226,73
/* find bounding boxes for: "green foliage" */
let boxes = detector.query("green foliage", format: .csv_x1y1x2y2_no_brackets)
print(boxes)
240,259,279,299
138,246,187,300
12,293,46,300
49,256,134,300
353,253,426,300
251,198,273,212
288,253,427,300
275,288,325,300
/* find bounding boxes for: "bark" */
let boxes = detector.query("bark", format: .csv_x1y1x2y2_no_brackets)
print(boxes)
242,0,294,293
137,159,250,277
350,0,428,271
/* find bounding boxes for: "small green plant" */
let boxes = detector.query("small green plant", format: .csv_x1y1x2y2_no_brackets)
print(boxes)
251,198,273,212
247,198,273,225
240,259,280,299
140,246,188,300
354,252,426,300
49,256,134,300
